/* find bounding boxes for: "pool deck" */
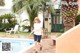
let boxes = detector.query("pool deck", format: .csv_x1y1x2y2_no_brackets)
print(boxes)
0,33,57,53
27,38,56,53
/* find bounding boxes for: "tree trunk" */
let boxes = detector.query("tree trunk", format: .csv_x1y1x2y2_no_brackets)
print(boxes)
61,0,78,31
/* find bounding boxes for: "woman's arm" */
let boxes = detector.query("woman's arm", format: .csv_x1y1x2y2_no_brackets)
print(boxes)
29,29,34,35
29,26,34,35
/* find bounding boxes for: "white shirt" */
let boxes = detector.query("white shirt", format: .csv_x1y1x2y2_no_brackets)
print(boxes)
33,23,42,35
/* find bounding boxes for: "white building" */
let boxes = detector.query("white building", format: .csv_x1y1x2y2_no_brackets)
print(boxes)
0,0,30,31
0,0,30,26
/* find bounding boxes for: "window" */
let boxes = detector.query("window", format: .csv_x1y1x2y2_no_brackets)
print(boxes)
53,14,62,24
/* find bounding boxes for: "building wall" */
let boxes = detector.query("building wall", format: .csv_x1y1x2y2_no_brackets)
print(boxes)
44,12,51,32
48,13,51,32
56,24,80,53
38,11,52,32
0,9,12,15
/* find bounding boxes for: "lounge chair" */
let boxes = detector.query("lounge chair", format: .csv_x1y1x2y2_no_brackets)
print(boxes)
6,24,19,34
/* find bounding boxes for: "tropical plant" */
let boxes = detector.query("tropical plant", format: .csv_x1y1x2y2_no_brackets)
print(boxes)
0,14,16,31
0,0,5,6
0,14,15,19
75,14,80,25
12,0,54,27
62,0,78,31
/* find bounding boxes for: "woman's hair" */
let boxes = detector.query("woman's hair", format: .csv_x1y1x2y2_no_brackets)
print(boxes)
34,17,41,23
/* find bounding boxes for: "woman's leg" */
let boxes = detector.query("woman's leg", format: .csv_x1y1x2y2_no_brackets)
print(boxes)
37,35,42,50
37,42,42,50
34,35,38,51
30,41,38,53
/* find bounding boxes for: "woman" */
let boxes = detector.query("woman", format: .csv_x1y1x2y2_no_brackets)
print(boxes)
30,17,43,52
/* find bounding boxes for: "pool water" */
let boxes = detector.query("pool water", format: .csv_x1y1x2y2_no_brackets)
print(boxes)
0,38,34,53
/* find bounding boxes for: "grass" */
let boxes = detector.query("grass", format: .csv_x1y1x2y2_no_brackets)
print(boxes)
0,32,6,34
56,33,63,37
0,31,63,39
0,32,32,38
0,31,52,38
0,31,51,35
0,31,30,35
47,32,51,35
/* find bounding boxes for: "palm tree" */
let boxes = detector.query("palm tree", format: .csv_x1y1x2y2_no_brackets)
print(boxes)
0,0,5,6
12,0,54,27
61,0,78,31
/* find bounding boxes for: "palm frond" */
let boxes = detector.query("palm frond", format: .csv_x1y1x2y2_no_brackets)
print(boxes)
12,0,54,26
0,0,5,6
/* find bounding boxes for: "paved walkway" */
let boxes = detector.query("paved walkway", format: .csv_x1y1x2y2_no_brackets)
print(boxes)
40,39,56,53
26,38,56,53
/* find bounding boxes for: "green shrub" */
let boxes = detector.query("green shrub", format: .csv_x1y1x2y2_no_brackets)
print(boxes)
75,14,80,25
0,14,17,31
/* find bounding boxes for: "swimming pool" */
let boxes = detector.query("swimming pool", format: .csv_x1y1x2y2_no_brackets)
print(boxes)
0,38,34,53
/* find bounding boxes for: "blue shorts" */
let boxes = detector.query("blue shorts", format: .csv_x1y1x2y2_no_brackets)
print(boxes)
34,34,42,42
